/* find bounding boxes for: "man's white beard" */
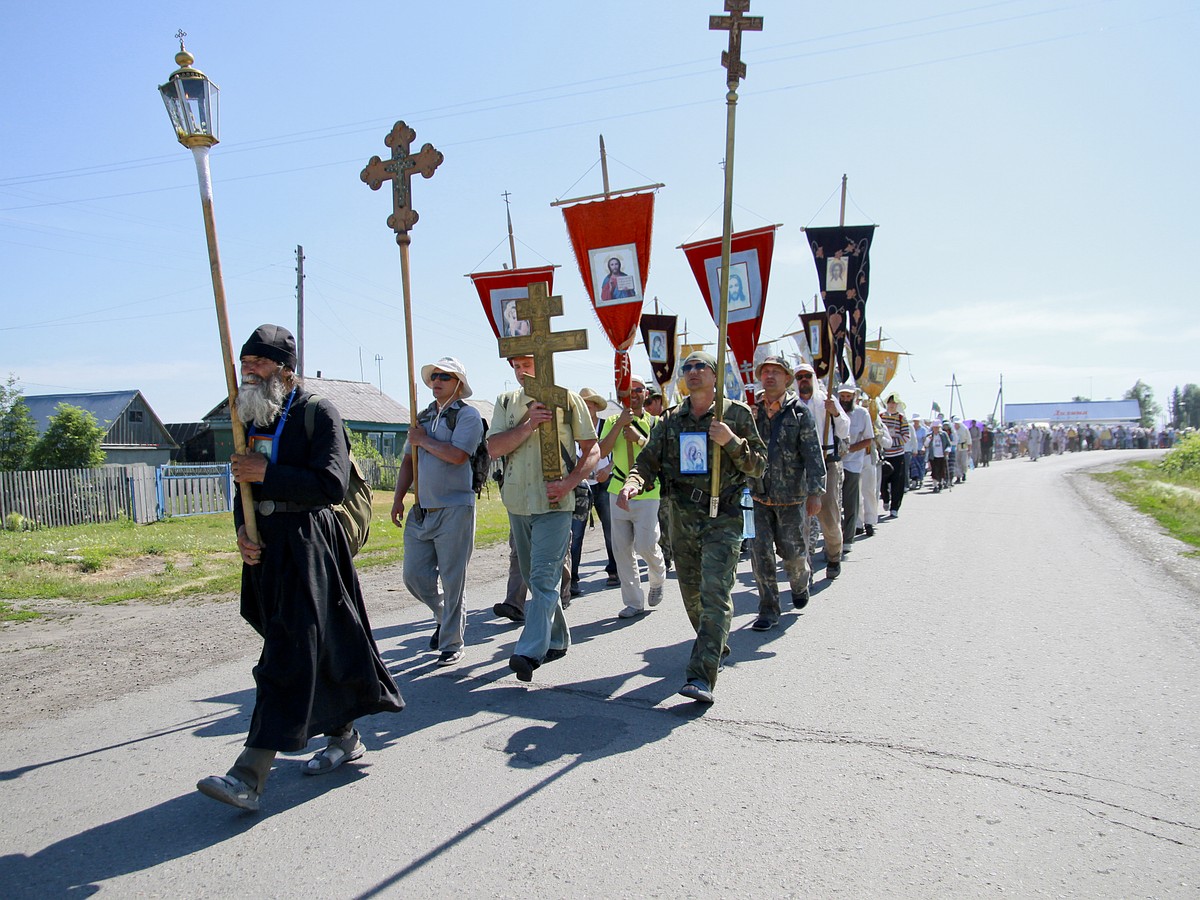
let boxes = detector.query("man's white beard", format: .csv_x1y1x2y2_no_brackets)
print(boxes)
236,372,288,427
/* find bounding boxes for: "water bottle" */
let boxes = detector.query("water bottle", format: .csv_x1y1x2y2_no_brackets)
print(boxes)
741,487,755,539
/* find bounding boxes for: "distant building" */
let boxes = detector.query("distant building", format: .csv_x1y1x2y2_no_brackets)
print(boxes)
24,390,178,467
200,377,412,460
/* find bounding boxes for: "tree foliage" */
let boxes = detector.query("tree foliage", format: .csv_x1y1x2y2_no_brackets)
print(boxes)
0,376,37,471
27,403,106,470
1123,380,1161,429
1179,384,1200,430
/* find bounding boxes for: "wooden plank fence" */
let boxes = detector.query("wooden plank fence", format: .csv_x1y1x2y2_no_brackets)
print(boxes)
0,465,158,528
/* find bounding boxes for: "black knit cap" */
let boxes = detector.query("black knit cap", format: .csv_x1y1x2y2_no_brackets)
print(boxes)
240,324,297,370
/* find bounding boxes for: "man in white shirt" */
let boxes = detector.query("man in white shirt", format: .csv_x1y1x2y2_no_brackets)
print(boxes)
837,385,874,552
794,363,850,579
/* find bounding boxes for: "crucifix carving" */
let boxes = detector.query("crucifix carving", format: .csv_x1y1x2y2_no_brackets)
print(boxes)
709,0,764,87
498,281,589,486
360,121,444,246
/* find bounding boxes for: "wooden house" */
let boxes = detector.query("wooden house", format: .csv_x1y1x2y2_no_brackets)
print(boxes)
24,390,178,467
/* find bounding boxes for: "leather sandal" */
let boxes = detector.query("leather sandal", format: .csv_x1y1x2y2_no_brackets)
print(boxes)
304,730,365,776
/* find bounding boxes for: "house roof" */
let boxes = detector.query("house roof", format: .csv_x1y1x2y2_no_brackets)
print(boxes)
205,378,410,427
24,391,141,434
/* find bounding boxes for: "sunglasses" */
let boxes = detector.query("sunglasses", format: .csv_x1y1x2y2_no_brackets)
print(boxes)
629,386,646,393
796,373,814,379
680,362,710,373
429,372,458,382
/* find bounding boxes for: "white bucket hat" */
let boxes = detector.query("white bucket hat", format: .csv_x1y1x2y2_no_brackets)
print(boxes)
420,356,472,399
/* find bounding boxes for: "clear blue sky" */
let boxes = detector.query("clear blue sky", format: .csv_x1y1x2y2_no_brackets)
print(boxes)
2,0,1196,424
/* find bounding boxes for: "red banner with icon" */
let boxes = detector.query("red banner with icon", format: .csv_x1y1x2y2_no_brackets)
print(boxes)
561,193,655,404
680,225,778,392
468,265,558,341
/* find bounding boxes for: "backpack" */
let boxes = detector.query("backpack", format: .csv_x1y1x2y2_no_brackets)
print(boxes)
304,395,373,556
419,402,491,496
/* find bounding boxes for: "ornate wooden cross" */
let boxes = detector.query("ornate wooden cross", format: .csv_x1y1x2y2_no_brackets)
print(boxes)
360,121,444,246
709,0,764,88
498,281,589,486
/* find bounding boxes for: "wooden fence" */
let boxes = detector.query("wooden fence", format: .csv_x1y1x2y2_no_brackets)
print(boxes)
0,465,158,528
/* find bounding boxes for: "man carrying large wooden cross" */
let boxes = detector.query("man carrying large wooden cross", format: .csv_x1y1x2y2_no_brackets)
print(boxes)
487,282,598,684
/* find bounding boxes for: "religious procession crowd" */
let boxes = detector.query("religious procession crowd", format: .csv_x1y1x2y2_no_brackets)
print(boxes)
195,321,1116,813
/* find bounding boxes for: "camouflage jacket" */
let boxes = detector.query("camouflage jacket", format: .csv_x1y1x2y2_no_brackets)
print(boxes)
625,395,766,515
748,391,826,504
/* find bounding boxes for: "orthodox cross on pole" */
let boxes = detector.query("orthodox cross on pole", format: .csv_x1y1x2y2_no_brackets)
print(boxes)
360,121,444,246
360,120,443,502
705,0,763,516
710,0,764,88
498,281,589,494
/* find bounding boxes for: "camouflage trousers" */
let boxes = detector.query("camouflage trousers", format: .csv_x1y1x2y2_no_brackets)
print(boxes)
669,499,742,690
750,502,809,623
657,499,673,568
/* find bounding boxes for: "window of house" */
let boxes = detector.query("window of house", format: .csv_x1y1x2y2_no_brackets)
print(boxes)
381,433,396,457
128,410,144,423
367,432,382,453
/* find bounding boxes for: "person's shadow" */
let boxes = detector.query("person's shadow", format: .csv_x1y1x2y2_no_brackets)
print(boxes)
0,603,719,896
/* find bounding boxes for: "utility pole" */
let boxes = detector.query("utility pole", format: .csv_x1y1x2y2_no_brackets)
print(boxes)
374,354,384,395
295,245,305,377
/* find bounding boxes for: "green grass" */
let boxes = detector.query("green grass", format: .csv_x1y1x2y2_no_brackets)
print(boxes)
1093,459,1200,551
0,489,512,621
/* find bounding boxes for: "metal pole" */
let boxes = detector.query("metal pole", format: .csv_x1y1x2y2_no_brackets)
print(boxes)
710,86,739,518
190,146,258,544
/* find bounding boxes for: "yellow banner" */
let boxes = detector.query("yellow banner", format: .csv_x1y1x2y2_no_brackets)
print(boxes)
861,348,899,399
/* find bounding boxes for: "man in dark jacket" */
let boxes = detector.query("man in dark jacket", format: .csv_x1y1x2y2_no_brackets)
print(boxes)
747,356,826,631
197,324,404,812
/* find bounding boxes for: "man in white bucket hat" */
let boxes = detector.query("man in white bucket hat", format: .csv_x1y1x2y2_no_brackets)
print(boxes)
392,356,484,666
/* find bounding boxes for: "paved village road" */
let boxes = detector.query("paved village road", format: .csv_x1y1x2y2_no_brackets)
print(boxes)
0,449,1197,898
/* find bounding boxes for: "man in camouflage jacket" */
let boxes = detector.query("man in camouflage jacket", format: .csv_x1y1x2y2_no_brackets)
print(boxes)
747,356,826,631
618,351,766,704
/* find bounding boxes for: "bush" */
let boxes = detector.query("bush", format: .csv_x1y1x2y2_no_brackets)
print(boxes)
27,403,105,470
1159,432,1200,479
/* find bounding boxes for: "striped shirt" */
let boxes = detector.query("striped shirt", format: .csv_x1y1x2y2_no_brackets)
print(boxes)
880,411,910,459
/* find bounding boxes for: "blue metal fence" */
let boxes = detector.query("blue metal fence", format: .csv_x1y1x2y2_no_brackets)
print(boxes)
157,464,233,518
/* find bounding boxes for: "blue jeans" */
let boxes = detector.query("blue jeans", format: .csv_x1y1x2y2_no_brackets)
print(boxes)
509,511,572,661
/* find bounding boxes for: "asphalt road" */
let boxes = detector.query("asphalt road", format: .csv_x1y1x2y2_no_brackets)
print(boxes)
1,449,1197,898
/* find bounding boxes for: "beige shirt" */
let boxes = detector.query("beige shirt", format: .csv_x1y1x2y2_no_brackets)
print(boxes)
492,388,596,516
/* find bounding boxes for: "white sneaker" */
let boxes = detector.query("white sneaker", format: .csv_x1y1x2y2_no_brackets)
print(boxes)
617,605,646,619
647,586,663,607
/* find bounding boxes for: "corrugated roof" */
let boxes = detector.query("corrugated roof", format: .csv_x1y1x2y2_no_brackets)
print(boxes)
24,391,139,434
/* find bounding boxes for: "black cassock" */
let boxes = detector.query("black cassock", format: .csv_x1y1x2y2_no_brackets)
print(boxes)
234,389,403,752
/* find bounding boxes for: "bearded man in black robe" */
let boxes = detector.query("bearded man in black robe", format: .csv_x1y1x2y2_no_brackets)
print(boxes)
197,324,404,812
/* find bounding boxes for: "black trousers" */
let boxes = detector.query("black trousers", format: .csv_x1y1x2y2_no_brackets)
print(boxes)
880,454,907,512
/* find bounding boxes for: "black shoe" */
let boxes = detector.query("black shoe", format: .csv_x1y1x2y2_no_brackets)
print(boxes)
492,602,525,623
826,560,841,580
605,573,620,587
544,647,567,663
854,526,866,536
436,649,463,666
792,590,809,610
508,654,538,682
569,580,582,597
750,616,775,632
864,524,874,537
428,626,440,651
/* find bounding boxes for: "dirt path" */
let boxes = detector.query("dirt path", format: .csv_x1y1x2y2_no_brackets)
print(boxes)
0,541,511,729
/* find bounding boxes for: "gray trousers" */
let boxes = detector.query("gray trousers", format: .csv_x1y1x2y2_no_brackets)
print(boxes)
403,505,476,652
841,469,862,546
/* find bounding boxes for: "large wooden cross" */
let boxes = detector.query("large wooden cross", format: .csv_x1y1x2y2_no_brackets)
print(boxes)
360,121,443,245
498,281,589,487
709,0,764,87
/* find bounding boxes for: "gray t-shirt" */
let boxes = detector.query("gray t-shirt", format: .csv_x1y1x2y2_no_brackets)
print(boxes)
404,400,484,508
